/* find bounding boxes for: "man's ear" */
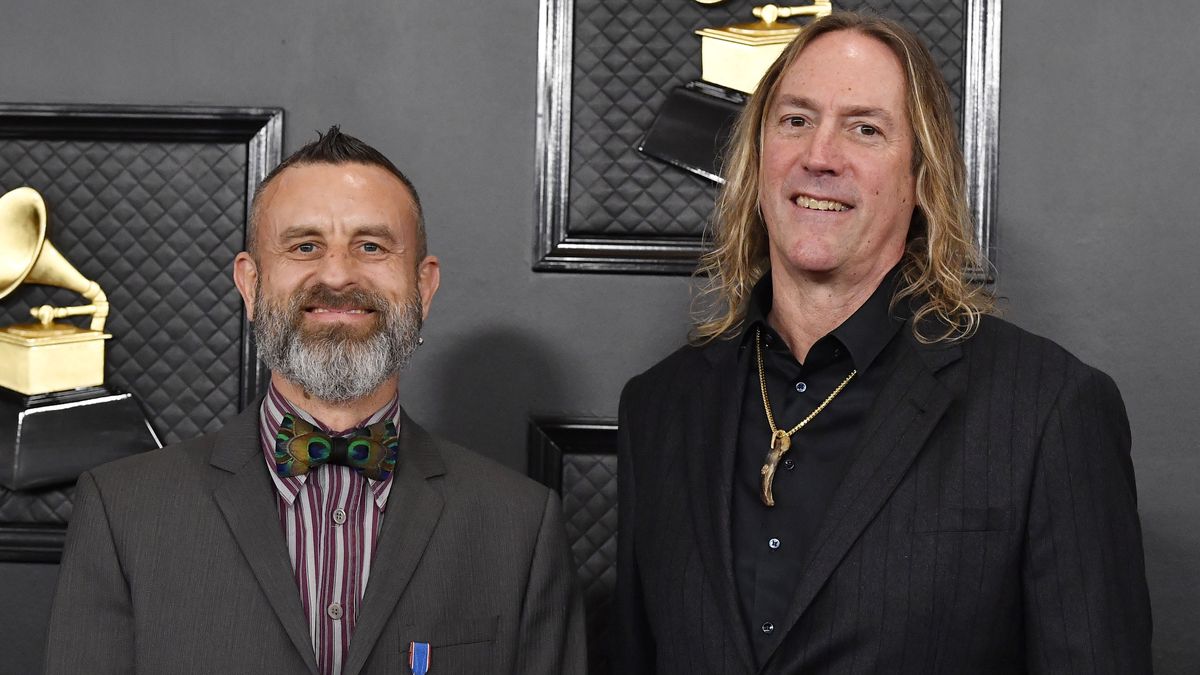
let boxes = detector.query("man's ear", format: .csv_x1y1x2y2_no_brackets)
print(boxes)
232,252,258,321
416,255,441,321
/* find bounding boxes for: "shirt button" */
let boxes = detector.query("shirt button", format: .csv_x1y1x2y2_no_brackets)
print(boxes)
768,537,781,549
332,508,347,525
761,621,775,635
782,458,795,471
794,381,807,393
327,602,343,620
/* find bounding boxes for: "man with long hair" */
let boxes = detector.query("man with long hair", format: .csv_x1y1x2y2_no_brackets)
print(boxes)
46,128,585,674
616,13,1150,673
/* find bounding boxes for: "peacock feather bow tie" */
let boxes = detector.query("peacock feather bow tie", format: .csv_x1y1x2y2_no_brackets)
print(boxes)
273,413,399,481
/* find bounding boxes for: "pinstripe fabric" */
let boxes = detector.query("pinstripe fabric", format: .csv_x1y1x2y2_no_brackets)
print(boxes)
614,316,1152,674
260,384,399,675
46,399,587,674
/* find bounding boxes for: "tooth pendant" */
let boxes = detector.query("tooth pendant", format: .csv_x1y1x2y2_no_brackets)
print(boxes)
760,430,792,507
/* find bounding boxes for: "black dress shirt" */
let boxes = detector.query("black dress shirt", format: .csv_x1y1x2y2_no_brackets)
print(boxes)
731,269,907,665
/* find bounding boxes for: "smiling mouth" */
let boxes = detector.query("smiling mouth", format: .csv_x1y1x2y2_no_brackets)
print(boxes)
306,307,374,315
795,195,851,212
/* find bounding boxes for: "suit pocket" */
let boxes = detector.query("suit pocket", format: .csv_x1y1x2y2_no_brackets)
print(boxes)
912,507,1013,533
398,615,498,673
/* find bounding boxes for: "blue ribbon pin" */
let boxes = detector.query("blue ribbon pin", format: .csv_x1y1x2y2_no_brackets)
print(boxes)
409,641,430,675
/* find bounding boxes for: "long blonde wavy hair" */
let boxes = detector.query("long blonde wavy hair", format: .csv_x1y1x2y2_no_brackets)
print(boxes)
692,12,993,344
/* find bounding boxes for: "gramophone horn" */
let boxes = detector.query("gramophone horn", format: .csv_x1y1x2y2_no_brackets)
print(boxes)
0,186,108,331
0,187,48,299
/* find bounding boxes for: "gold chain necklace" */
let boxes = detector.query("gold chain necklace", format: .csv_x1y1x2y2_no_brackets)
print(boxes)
755,327,856,507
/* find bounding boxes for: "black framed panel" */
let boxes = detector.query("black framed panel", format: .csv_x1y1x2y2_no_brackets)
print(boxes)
0,104,282,562
534,0,1001,274
528,417,618,675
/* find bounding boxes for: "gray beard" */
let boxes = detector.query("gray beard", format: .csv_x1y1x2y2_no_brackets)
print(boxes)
252,283,423,404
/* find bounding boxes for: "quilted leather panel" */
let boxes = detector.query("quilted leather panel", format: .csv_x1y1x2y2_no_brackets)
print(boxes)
569,0,742,238
561,451,618,674
0,139,248,444
567,0,965,238
851,0,966,114
0,484,74,524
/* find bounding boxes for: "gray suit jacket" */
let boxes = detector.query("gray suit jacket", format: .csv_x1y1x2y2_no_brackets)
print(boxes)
45,403,586,674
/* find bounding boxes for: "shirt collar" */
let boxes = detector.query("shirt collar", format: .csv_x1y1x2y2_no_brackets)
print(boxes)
259,382,400,508
740,264,908,373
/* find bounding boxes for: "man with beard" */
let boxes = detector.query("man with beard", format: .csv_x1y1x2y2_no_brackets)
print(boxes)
45,128,585,675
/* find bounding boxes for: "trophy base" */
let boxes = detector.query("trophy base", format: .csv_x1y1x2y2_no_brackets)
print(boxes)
696,26,798,95
0,385,161,491
0,326,111,395
637,81,746,183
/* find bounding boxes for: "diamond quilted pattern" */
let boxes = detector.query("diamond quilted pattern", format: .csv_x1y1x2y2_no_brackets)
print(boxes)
0,484,74,524
0,139,247,445
846,0,966,116
561,451,618,674
567,0,966,238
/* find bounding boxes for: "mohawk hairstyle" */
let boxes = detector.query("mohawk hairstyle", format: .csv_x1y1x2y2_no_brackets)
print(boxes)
248,125,426,259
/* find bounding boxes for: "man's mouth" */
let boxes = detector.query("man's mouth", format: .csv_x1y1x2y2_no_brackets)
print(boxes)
291,285,387,325
307,307,372,315
794,194,851,212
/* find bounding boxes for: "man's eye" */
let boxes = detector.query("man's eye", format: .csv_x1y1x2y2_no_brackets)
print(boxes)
786,116,809,128
297,243,317,254
857,124,879,137
362,242,382,253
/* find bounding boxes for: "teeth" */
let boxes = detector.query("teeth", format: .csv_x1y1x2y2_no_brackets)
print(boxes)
796,195,849,212
311,308,367,314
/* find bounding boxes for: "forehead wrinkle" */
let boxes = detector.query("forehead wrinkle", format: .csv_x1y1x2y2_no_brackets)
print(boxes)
273,225,323,242
350,224,399,241
275,223,400,241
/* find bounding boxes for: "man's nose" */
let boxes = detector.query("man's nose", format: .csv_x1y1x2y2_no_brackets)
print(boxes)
801,125,843,176
312,248,358,289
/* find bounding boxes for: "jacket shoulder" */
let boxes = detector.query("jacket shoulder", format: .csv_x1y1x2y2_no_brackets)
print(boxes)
958,315,1123,410
969,315,1108,376
621,340,730,403
86,429,218,486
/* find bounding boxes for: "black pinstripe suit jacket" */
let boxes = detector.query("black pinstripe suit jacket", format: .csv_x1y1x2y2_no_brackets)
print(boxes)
615,315,1152,674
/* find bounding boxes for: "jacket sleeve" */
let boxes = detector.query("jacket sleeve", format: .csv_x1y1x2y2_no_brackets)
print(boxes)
1022,365,1153,674
515,488,588,674
44,471,135,674
611,379,656,674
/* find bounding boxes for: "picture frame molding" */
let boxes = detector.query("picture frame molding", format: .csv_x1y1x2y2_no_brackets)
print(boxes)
533,0,1002,275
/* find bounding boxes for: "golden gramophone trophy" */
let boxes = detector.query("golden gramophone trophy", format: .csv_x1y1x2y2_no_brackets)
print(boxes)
638,2,832,181
0,186,158,493
695,2,831,94
0,187,111,394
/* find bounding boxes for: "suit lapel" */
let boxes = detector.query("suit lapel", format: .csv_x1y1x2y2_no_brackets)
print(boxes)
769,331,962,660
210,404,319,675
342,410,446,675
687,339,757,672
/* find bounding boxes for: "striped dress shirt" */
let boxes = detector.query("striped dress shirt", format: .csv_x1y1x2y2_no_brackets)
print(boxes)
259,384,399,675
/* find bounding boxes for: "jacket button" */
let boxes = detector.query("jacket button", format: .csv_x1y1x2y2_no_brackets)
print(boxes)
761,621,775,635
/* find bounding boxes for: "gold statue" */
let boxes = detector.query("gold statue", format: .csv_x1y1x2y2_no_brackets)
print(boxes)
0,187,112,395
695,2,833,94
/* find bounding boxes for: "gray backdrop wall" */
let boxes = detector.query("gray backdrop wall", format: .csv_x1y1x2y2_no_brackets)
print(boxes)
0,1,1195,672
